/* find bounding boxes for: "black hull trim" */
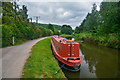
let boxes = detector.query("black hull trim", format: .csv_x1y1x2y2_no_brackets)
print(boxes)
51,44,81,72
57,59,81,72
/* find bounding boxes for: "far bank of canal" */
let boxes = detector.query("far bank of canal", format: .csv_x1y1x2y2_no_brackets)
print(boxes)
62,37,120,78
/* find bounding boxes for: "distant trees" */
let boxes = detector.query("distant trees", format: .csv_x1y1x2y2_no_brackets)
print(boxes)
61,25,72,34
54,29,60,35
48,24,54,32
74,26,80,34
35,23,61,35
75,2,120,34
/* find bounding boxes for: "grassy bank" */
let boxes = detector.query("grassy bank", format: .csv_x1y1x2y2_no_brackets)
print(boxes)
22,37,66,78
74,33,120,49
60,34,73,38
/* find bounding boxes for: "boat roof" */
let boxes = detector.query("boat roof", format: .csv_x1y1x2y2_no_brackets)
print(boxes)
52,36,79,44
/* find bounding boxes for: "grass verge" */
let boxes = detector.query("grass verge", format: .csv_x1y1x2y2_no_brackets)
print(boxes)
22,37,66,78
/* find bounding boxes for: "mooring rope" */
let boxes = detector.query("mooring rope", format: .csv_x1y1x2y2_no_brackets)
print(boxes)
54,58,70,75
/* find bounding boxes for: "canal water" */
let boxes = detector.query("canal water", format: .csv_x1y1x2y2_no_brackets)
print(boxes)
62,37,120,78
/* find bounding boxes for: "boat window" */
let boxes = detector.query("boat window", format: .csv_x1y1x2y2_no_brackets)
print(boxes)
63,38,67,41
76,58,80,60
66,42,75,44
60,40,62,42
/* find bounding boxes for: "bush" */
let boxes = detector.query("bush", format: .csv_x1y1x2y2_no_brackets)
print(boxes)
2,24,13,47
74,32,120,49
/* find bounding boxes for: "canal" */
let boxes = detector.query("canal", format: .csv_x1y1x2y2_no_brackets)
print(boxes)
61,37,120,78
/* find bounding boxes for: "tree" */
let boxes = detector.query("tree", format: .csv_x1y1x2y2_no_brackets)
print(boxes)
74,26,80,34
75,3,98,33
61,25,72,34
92,3,97,13
54,29,60,35
99,2,120,33
2,2,52,47
48,24,54,32
75,2,120,35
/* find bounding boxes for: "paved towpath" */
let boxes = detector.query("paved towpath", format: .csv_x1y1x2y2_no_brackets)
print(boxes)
2,37,49,78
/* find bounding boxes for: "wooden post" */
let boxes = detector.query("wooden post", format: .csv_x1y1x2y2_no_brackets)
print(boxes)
13,36,14,46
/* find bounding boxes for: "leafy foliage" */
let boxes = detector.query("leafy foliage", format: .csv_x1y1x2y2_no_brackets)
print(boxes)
75,2,120,34
2,2,54,47
74,33,120,49
34,23,61,30
61,25,73,35
74,2,120,49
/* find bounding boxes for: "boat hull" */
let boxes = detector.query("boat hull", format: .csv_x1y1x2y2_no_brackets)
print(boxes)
51,44,81,71
58,59,81,71
51,36,81,71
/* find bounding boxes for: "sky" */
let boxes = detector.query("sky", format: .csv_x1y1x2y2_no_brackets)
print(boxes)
18,0,102,29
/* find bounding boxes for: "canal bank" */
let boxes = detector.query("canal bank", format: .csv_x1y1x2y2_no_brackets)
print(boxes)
22,37,66,78
74,33,120,49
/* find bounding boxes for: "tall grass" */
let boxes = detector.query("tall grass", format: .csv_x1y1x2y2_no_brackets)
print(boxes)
74,33,120,49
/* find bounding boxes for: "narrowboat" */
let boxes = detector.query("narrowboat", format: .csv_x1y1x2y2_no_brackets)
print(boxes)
51,36,81,71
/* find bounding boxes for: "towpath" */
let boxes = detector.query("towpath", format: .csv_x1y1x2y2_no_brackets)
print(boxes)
2,37,49,78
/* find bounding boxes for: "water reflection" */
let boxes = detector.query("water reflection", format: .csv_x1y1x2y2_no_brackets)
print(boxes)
81,43,118,78
62,42,119,78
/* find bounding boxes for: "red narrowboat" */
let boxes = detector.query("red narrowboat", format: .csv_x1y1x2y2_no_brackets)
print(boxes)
51,36,81,71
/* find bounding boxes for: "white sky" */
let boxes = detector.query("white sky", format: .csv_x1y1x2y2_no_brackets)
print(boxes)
18,0,103,29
